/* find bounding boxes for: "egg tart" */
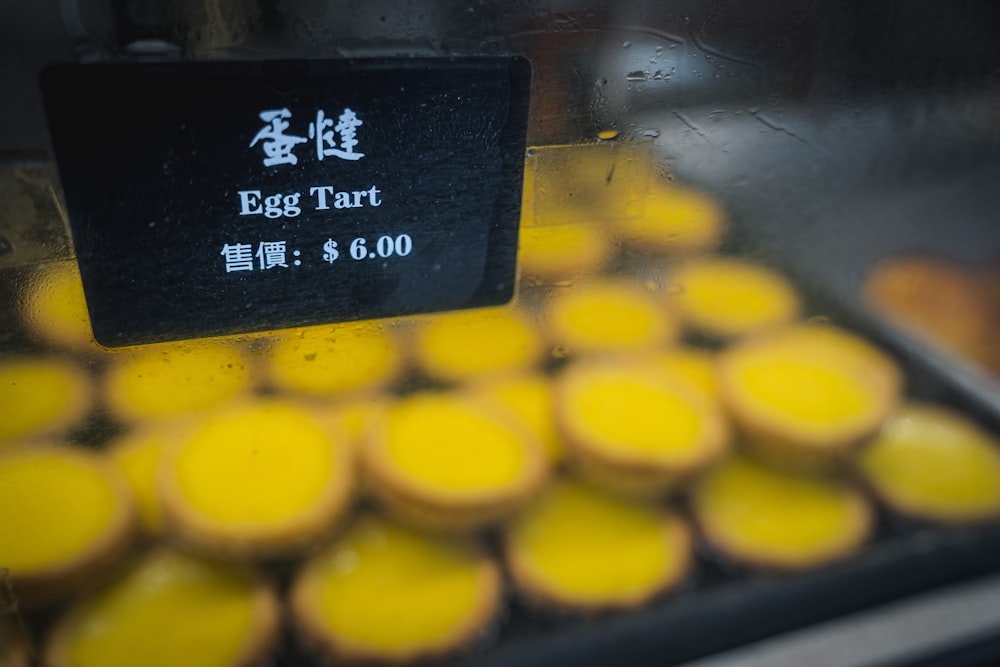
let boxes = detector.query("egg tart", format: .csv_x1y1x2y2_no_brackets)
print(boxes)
291,514,501,665
0,356,92,443
718,324,901,468
46,549,278,667
0,446,135,605
504,478,691,613
108,427,173,535
103,342,251,423
22,260,96,352
692,455,872,571
671,258,801,339
471,372,565,464
543,280,678,357
556,359,729,496
160,399,353,558
411,307,543,382
613,183,726,256
864,254,995,367
518,224,612,282
858,403,1000,524
266,322,403,396
362,392,549,531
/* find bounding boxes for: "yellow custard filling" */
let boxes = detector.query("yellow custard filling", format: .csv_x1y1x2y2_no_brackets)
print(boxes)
413,308,542,381
672,259,800,337
0,448,126,575
171,401,343,528
379,394,535,495
518,224,611,281
23,261,95,351
858,405,1000,521
474,373,564,463
506,479,689,608
560,362,724,467
693,456,869,569
50,550,273,667
0,357,91,442
105,342,251,421
267,322,401,395
294,515,497,658
614,184,725,254
544,281,676,354
110,428,170,533
736,358,875,427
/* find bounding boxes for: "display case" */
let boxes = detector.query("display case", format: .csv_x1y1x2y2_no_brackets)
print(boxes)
3,2,1000,667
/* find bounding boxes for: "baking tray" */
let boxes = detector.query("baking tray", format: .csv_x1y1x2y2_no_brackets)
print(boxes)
459,91,1000,666
6,92,1000,666
436,284,1000,667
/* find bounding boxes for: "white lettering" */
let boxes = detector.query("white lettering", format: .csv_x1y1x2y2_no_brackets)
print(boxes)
238,190,263,216
239,185,384,216
334,191,354,209
310,186,335,210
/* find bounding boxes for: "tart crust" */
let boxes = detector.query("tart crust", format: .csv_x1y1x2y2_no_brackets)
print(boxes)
361,392,549,531
291,514,502,665
857,403,1000,524
159,399,354,558
556,359,729,496
504,478,692,613
691,455,872,572
0,445,136,606
717,324,901,468
45,549,279,667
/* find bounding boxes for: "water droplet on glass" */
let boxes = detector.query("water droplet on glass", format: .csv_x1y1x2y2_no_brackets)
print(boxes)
808,315,833,325
552,344,571,359
622,40,632,48
626,71,647,82
655,45,663,53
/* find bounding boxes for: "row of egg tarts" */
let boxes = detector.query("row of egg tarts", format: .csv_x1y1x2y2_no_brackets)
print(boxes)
6,316,1000,664
1,175,757,449
5,410,1000,667
4,238,807,442
6,177,1000,666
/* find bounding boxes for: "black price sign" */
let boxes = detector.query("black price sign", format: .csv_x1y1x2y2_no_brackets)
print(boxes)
41,57,531,347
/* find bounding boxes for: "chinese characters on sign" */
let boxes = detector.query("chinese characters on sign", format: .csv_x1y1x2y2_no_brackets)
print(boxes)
224,105,400,275
249,107,365,167
221,235,412,273
221,241,300,272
